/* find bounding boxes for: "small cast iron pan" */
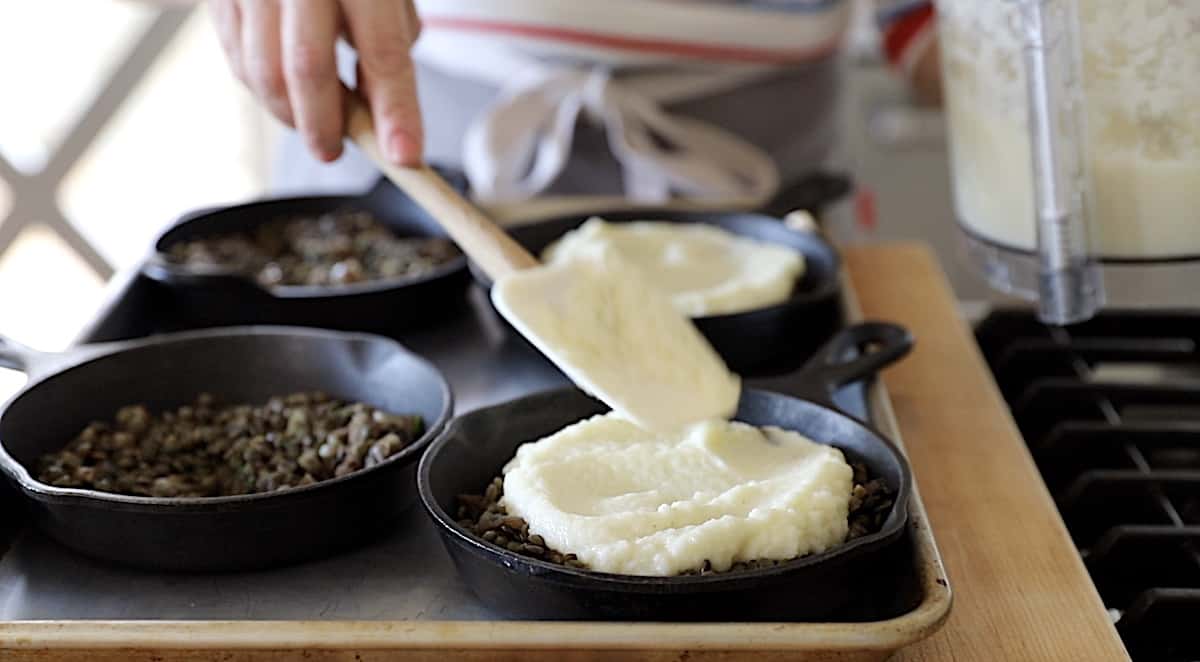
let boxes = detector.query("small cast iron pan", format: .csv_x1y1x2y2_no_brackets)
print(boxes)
419,322,913,621
471,210,841,375
143,175,470,334
0,326,452,571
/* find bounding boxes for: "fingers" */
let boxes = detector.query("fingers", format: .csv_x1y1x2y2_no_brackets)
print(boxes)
282,1,344,161
342,0,424,165
212,0,422,164
403,0,422,42
209,0,244,81
237,0,293,126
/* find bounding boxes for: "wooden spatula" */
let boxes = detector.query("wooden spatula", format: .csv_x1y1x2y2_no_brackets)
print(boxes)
345,96,740,431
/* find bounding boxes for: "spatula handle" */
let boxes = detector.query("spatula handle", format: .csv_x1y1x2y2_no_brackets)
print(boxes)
344,96,539,281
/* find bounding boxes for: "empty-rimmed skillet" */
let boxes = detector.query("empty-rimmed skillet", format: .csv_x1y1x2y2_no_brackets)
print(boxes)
470,210,841,375
143,176,469,333
419,321,913,621
0,326,451,571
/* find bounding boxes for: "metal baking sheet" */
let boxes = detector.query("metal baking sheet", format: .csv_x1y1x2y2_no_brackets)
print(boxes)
1,271,873,620
0,266,950,660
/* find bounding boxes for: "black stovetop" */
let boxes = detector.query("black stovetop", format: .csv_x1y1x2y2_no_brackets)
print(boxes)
978,309,1200,662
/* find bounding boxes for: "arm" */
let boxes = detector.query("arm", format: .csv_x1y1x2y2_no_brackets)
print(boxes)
875,0,941,106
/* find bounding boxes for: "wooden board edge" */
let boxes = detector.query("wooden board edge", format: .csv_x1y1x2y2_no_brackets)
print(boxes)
840,263,954,641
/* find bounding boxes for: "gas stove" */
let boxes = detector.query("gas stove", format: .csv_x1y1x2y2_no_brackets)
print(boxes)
977,310,1200,662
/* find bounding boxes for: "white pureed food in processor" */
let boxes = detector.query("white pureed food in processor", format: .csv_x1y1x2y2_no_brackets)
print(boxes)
939,0,1200,259
491,249,741,432
543,218,805,317
501,413,853,577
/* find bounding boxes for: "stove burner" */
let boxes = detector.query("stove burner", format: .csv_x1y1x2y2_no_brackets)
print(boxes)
978,310,1200,662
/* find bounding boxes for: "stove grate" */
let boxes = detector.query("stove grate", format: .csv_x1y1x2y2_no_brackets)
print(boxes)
978,310,1200,661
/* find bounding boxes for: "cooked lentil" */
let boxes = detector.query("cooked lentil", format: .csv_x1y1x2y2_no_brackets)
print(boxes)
455,462,894,576
37,392,423,497
167,210,459,288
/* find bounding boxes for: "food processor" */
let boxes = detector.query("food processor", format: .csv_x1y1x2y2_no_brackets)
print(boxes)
937,0,1200,323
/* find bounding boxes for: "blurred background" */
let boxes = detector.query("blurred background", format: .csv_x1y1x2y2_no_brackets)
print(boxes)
0,0,962,395
0,3,276,348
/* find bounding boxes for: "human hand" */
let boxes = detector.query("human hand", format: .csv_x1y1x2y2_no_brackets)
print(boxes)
209,0,423,165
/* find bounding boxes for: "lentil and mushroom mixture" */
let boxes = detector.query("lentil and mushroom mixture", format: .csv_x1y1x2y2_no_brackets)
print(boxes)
37,392,423,498
166,210,459,288
455,462,894,576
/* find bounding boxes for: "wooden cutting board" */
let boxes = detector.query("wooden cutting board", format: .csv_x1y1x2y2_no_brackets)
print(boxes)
846,242,1129,661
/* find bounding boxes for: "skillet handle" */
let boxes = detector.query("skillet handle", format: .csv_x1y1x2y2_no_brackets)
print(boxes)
142,251,267,294
764,322,913,411
0,335,42,374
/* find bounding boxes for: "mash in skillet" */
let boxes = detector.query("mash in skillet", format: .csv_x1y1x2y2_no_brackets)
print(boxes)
542,218,804,317
499,413,853,577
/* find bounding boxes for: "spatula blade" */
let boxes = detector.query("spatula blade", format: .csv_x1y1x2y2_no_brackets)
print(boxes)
492,251,740,432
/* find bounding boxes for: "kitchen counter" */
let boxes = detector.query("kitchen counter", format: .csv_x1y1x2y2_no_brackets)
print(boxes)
846,243,1128,661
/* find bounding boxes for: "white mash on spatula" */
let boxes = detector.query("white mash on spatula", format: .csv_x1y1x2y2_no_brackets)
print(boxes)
492,249,741,432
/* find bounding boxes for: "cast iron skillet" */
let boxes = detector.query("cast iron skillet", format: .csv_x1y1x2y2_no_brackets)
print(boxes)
0,326,452,571
419,321,913,621
471,210,841,375
143,175,470,334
